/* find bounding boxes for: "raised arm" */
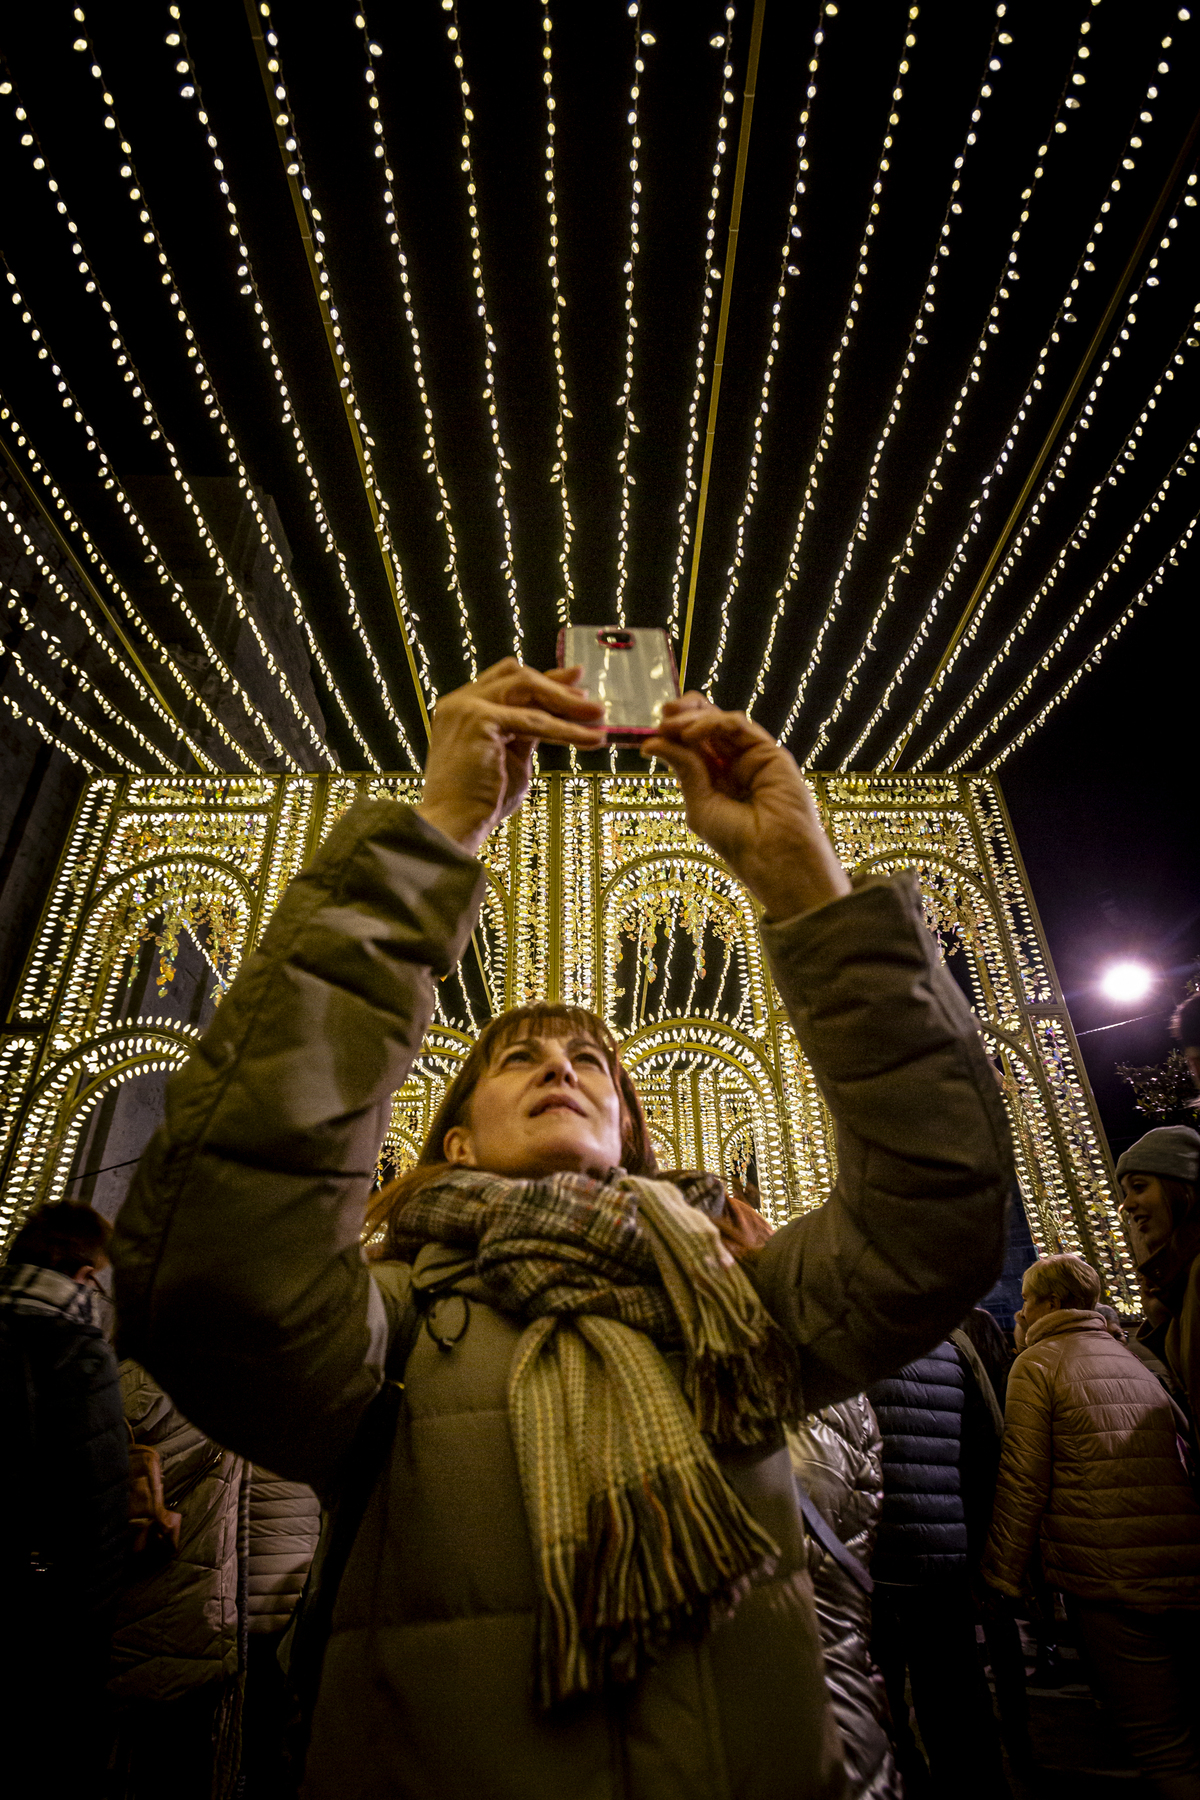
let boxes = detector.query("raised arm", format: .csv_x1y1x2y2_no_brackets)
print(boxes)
113,661,604,1492
647,700,1012,1411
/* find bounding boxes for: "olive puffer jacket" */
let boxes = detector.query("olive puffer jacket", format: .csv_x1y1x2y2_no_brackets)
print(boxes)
112,798,1013,1800
110,1364,245,1702
982,1309,1200,1608
788,1400,901,1800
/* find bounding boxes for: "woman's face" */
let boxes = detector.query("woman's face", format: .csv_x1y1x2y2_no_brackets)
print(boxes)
443,1032,625,1179
1119,1172,1174,1259
1015,1281,1058,1338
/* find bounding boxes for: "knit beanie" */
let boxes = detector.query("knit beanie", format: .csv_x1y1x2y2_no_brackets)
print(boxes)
1115,1125,1200,1185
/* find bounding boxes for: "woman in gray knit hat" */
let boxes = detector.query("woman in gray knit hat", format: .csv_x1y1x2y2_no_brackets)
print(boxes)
1116,1124,1200,1423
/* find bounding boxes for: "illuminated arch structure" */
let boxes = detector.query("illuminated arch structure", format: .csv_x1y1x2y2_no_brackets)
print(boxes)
0,769,1133,1308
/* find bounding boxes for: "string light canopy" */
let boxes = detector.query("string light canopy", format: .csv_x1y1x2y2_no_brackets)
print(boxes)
0,0,1193,773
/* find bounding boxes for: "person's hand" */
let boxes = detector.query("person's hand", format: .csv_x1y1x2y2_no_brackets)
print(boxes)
415,659,605,856
643,696,851,920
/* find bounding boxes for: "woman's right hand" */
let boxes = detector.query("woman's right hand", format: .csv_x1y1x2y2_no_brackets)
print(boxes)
415,659,605,856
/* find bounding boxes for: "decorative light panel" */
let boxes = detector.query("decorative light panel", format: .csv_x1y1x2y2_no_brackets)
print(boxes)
0,771,1133,1310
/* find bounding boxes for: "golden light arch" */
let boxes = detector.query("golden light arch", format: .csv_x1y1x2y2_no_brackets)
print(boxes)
6,1029,196,1211
0,770,1134,1308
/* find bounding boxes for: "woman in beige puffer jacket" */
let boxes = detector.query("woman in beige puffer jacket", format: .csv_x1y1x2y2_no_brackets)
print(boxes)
982,1253,1200,1800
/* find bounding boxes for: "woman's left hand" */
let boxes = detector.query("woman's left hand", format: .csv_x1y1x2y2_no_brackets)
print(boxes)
416,659,606,856
644,695,850,919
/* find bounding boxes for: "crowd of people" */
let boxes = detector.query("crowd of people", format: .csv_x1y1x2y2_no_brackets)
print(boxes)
3,664,1200,1800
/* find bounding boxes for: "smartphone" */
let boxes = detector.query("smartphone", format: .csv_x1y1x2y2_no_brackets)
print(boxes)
556,626,680,740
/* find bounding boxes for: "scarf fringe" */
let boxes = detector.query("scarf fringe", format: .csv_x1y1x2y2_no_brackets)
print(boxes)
535,1460,779,1709
686,1326,806,1446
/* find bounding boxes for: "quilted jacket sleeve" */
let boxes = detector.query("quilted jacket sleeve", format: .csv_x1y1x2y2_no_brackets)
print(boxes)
111,799,486,1494
752,873,1012,1411
981,1350,1055,1596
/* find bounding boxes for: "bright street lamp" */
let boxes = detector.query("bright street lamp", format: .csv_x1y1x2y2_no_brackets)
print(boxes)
1098,961,1156,1007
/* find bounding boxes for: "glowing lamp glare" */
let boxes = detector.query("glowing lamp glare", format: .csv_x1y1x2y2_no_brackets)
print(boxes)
1099,962,1155,1005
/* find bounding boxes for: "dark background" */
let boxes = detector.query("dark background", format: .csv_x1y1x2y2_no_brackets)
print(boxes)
0,0,1196,1155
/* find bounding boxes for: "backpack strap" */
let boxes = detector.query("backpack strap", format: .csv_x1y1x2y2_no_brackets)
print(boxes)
793,1476,874,1597
950,1327,1006,1438
283,1292,425,1739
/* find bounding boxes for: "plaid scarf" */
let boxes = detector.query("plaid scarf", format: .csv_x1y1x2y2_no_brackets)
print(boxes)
394,1167,804,1706
0,1261,99,1328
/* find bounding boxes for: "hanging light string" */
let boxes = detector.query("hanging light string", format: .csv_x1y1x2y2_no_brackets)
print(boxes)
676,0,769,688
353,6,478,679
11,623,168,772
915,301,1199,770
150,29,393,773
1,67,304,771
946,424,1199,770
453,961,479,1035
439,0,522,656
881,29,1199,770
0,687,95,772
243,0,435,738
701,4,829,695
0,401,214,770
857,200,1194,773
66,32,329,771
166,42,410,772
2,504,179,772
1,398,241,771
791,5,1024,758
710,940,735,1022
855,48,1185,773
0,606,143,774
539,1,577,623
983,497,1199,771
613,0,651,628
68,21,337,774
743,6,919,717
651,922,677,1025
0,273,272,769
665,3,739,646
0,87,277,767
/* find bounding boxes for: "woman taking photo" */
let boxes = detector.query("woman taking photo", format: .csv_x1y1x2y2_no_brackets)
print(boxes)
113,661,1012,1800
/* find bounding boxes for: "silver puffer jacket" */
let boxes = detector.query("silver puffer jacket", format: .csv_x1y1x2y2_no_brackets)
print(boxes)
789,1398,902,1800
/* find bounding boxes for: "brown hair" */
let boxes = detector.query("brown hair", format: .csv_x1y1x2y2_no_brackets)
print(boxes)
1023,1251,1102,1312
365,1003,658,1258
7,1202,112,1277
1159,1175,1197,1233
